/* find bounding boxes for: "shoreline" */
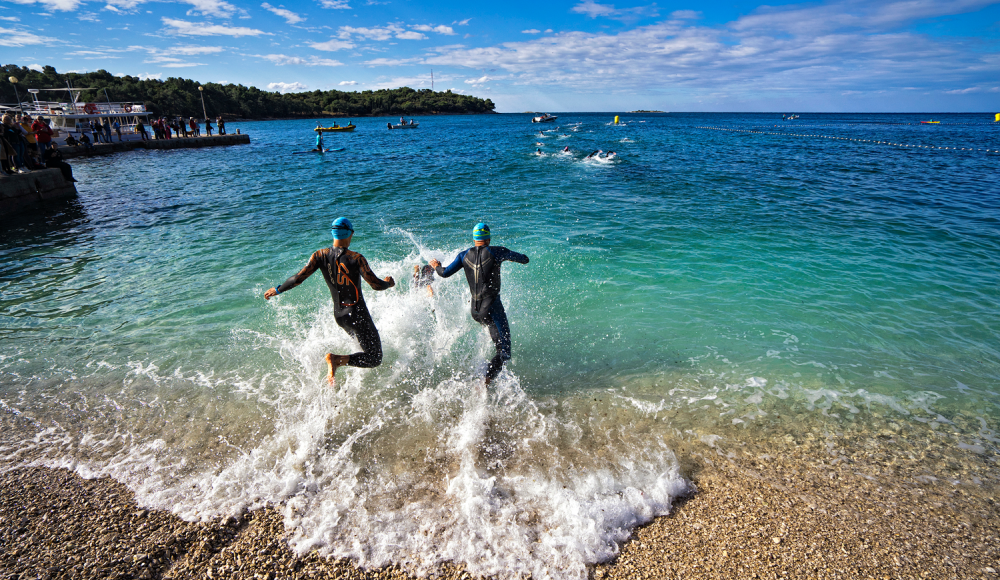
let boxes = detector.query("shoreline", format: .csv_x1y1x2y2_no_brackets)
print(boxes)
3,431,996,580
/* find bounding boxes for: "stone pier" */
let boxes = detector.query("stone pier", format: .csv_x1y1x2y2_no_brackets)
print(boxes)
59,133,251,159
0,169,78,216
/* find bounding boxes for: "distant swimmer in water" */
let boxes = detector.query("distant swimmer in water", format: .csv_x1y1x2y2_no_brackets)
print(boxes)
536,142,544,146
264,217,396,386
412,264,435,297
606,151,617,159
563,146,570,152
430,223,529,386
536,148,543,155
585,149,603,159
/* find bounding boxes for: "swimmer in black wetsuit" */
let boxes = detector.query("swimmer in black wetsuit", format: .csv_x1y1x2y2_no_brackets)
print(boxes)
264,217,396,385
430,223,529,385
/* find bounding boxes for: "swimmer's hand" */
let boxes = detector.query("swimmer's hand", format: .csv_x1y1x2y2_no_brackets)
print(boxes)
429,259,441,269
384,276,396,287
264,287,278,300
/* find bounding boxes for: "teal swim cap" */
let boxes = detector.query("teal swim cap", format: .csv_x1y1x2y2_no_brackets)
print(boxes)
473,223,490,241
331,217,354,239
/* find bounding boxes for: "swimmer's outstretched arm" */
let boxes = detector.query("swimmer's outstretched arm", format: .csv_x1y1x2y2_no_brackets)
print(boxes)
357,255,395,290
430,250,468,278
264,253,321,300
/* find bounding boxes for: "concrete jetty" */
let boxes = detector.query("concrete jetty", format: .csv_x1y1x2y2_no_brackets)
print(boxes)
0,169,78,215
59,133,250,159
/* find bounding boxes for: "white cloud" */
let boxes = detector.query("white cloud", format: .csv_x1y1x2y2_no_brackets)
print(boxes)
465,75,492,86
395,30,425,40
453,18,471,26
162,17,266,36
0,16,20,20
319,0,350,8
425,1,1000,98
162,62,206,67
363,57,418,66
260,53,343,66
570,0,658,21
411,24,455,35
261,2,303,24
268,81,307,92
521,29,541,34
183,0,241,18
0,27,45,46
545,28,553,32
309,38,354,51
944,87,981,94
670,10,700,19
3,0,82,11
337,23,429,41
138,72,162,80
171,44,225,55
27,63,43,71
339,80,357,85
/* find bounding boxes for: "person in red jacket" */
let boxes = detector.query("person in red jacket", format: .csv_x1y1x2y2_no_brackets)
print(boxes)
31,117,54,155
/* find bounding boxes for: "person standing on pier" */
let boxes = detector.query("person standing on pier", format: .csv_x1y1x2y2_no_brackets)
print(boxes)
264,217,396,386
205,118,213,137
217,117,226,135
112,120,122,141
31,117,53,155
135,119,148,141
103,119,112,143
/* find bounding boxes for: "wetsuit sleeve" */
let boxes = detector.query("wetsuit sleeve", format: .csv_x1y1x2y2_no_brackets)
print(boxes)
358,255,393,291
275,251,321,293
435,250,467,278
493,247,529,265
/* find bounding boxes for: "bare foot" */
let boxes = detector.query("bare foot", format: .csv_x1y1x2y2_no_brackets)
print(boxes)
325,353,348,386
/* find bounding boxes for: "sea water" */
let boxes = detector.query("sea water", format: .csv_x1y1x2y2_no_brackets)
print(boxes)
1,113,998,578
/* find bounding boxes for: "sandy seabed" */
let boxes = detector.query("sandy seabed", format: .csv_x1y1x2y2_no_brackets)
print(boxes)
2,411,999,580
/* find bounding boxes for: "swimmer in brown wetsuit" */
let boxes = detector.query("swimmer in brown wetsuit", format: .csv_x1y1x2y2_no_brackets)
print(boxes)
264,217,395,385
412,264,435,297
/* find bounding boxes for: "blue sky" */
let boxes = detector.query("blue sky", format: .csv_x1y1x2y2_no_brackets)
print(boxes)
2,0,999,111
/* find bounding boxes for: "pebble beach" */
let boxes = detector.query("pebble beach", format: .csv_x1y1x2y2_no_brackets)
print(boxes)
4,414,997,579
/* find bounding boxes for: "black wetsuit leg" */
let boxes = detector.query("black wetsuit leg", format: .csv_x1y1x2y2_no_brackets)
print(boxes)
335,304,383,368
471,296,511,381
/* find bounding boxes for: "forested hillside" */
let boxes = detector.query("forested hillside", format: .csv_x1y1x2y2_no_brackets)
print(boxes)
1,65,496,119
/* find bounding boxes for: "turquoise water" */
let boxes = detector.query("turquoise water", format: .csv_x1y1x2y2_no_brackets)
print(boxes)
1,113,999,578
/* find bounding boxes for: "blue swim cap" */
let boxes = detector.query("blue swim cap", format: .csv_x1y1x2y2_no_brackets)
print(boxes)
473,222,490,241
331,217,354,239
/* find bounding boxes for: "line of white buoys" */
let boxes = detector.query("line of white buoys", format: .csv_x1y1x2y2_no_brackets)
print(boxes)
696,126,1000,154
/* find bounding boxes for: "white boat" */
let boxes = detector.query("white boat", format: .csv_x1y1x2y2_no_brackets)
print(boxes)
387,121,419,129
532,114,557,123
14,87,153,145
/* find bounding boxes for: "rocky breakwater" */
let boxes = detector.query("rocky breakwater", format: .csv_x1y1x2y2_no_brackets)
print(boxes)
0,168,78,216
60,133,251,160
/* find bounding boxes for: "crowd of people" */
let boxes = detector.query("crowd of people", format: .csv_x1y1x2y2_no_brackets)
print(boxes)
1,112,74,181
2,112,230,177
140,116,227,141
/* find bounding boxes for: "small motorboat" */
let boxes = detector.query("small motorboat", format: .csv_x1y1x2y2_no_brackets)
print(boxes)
387,121,419,129
315,123,355,132
532,114,557,123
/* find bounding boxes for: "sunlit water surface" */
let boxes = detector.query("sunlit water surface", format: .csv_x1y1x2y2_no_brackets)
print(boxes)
1,113,998,579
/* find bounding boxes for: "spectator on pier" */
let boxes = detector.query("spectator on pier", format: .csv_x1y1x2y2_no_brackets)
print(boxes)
189,117,200,137
135,119,149,141
112,120,122,142
2,114,29,173
79,133,94,151
205,118,213,137
152,119,162,140
103,119,113,143
65,134,79,147
19,115,37,151
217,117,226,135
162,118,172,139
88,120,101,143
31,116,54,155
44,147,77,183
